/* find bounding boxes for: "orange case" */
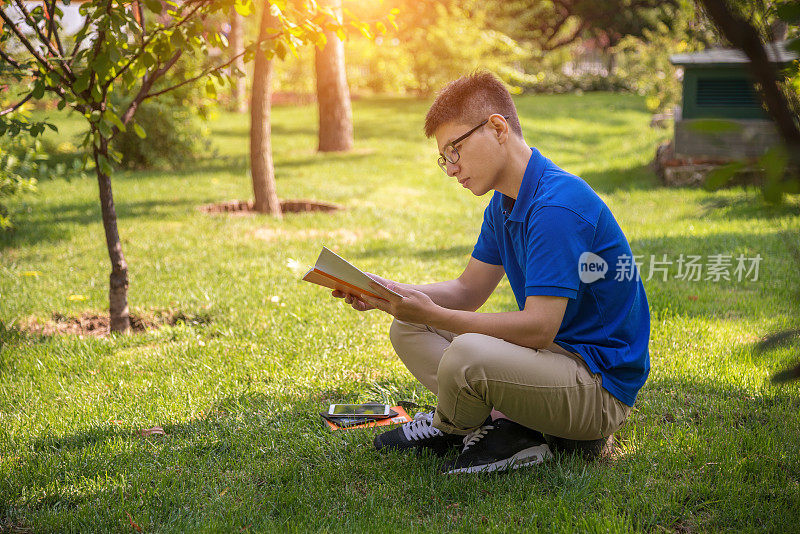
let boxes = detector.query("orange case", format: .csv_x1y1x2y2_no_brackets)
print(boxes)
324,405,412,431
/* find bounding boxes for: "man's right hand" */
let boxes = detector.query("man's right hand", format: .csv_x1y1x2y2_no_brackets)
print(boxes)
331,289,375,311
331,272,395,312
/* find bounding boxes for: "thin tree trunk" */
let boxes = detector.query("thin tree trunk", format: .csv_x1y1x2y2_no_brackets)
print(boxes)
229,8,247,113
249,3,281,216
93,137,130,333
315,0,353,152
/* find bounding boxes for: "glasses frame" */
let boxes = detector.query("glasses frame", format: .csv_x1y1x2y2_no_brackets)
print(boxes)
437,115,510,172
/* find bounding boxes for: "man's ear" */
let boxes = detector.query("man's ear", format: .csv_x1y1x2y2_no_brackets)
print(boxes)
488,114,509,144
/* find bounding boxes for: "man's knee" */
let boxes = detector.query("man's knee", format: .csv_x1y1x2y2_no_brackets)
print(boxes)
437,332,492,380
389,318,417,348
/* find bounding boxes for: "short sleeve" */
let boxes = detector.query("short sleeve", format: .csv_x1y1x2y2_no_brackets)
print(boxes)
472,203,503,265
524,206,596,299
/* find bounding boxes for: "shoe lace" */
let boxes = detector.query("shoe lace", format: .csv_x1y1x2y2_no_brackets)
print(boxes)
462,424,494,452
402,411,443,441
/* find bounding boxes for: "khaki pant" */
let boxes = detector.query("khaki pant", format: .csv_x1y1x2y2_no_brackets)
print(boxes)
389,319,630,440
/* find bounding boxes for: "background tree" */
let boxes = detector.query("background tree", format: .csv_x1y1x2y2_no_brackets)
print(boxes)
250,1,281,215
229,6,247,112
0,0,373,332
315,0,353,152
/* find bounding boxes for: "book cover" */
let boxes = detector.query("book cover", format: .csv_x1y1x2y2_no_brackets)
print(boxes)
302,247,402,302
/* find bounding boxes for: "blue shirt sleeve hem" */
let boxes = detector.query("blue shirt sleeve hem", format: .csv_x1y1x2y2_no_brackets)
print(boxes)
524,285,578,299
471,250,503,266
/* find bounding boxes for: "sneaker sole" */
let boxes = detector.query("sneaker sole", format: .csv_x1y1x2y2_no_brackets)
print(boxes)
444,444,553,474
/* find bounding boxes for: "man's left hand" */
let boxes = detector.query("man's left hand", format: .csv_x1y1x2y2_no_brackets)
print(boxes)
362,281,440,324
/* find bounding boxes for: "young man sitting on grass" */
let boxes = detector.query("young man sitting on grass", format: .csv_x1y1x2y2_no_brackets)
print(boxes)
332,71,650,474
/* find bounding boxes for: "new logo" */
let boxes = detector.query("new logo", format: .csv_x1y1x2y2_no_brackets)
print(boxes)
578,252,608,283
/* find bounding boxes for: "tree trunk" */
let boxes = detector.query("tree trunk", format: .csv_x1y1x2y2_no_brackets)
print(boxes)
93,137,130,333
249,3,281,216
229,8,247,113
314,0,353,152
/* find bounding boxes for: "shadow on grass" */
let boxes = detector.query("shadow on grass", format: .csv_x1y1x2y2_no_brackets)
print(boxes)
581,164,661,194
0,198,200,251
698,194,800,221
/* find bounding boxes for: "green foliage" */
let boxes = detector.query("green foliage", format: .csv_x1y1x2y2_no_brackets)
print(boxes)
110,98,213,170
0,136,39,230
274,0,532,96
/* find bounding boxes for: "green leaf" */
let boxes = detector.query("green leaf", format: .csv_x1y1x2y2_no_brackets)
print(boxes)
31,81,45,100
46,123,58,133
98,119,112,138
98,154,113,176
57,99,67,111
103,110,126,133
142,51,156,68
703,161,745,191
275,41,287,60
205,79,217,99
376,22,386,35
74,72,91,94
133,123,146,139
144,0,162,15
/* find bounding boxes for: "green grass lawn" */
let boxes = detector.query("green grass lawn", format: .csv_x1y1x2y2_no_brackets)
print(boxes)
2,93,800,532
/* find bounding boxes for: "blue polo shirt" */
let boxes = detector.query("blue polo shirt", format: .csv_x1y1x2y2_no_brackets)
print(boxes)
472,147,650,406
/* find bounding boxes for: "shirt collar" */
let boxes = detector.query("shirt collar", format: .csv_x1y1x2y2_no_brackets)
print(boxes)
504,147,546,222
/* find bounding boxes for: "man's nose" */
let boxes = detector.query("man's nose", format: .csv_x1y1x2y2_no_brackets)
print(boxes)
446,160,459,177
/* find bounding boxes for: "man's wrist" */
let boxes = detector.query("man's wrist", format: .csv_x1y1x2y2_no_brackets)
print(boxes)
428,303,457,332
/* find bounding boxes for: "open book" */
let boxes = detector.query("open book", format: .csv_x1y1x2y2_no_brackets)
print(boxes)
302,247,403,302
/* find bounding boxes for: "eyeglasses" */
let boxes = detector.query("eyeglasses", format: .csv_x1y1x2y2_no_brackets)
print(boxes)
437,115,510,172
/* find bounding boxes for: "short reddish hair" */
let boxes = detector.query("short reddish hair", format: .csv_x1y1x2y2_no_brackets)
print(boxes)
424,71,523,138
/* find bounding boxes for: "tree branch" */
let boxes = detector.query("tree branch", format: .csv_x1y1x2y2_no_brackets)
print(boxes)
46,0,65,56
116,50,183,133
0,46,23,70
142,34,282,101
0,7,61,77
0,93,35,117
13,0,63,61
67,5,94,66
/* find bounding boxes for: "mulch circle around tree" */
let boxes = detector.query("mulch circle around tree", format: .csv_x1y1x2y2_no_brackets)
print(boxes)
198,199,342,215
18,310,209,337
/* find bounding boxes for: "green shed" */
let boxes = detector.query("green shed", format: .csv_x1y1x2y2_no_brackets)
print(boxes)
669,41,797,158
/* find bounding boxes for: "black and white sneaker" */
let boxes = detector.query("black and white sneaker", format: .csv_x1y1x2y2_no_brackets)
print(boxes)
373,411,462,456
442,418,553,474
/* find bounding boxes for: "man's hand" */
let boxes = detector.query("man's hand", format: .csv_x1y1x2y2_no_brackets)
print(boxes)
331,273,395,312
361,281,441,324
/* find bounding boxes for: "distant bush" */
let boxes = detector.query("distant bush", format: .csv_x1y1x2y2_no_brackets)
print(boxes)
0,136,42,230
111,96,213,170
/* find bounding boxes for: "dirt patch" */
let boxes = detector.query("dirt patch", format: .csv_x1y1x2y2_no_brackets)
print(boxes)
199,199,342,215
18,309,210,337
